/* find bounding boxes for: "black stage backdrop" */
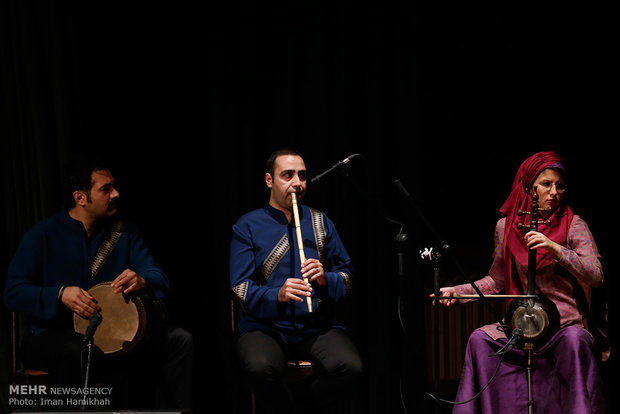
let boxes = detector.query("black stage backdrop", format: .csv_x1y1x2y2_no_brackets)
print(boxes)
1,1,617,413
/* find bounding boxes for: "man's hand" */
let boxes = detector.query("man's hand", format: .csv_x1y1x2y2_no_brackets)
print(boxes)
110,269,146,295
62,286,102,318
301,258,326,286
278,278,312,303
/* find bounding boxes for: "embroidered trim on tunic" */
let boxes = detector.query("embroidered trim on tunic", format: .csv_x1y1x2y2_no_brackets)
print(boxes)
91,219,123,281
232,280,249,313
310,208,326,263
261,234,290,283
310,209,352,297
339,272,352,296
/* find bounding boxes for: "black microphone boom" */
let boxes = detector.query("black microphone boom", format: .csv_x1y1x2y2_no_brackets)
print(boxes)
310,153,361,185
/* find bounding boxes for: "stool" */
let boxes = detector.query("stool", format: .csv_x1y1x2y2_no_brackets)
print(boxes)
10,312,52,385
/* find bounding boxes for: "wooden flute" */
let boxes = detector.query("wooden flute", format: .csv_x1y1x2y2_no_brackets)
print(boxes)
291,192,313,313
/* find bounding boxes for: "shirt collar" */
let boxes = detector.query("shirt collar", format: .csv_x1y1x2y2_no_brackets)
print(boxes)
59,208,109,239
263,202,303,224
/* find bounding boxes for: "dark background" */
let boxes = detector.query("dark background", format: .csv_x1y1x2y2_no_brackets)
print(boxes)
1,1,617,413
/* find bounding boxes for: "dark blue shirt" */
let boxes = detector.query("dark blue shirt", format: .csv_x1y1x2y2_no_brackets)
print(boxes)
230,203,352,343
4,210,169,334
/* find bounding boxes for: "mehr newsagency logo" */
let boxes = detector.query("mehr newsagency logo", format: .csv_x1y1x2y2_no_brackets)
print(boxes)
9,384,113,410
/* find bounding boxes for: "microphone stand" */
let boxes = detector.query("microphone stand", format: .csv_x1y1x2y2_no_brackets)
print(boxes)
393,180,498,314
82,313,102,409
393,179,502,413
420,242,448,414
310,157,457,412
393,231,409,411
313,156,418,412
432,250,442,414
84,338,94,389
310,153,361,185
81,336,95,411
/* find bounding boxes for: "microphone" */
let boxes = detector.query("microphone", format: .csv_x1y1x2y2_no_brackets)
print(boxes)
490,328,523,356
505,327,524,352
394,179,410,199
310,154,361,185
83,313,102,342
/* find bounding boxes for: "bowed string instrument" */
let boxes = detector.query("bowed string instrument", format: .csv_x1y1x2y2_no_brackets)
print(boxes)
505,186,560,347
436,188,560,338
504,186,561,414
432,187,561,413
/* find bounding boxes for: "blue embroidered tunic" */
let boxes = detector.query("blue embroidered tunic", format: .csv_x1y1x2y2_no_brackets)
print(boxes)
4,210,169,334
230,203,353,343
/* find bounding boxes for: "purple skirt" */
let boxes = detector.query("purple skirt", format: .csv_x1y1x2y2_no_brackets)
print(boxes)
453,326,605,414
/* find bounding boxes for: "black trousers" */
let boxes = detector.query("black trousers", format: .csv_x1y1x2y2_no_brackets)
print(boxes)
236,328,362,413
22,325,194,410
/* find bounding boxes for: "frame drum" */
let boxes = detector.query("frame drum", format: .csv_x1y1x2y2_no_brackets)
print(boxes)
74,282,147,356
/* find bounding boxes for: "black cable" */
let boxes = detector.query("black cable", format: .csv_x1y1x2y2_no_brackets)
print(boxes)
425,327,522,407
425,351,506,406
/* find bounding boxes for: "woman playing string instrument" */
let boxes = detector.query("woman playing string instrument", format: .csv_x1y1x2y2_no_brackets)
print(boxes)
433,151,607,413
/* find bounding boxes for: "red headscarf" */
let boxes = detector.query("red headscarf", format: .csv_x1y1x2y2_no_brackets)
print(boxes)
499,151,574,295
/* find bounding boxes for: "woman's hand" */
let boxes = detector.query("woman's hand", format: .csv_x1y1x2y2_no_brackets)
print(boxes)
429,286,459,307
524,230,562,259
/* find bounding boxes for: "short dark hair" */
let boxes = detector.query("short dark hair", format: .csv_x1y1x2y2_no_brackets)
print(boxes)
265,149,301,176
62,157,110,210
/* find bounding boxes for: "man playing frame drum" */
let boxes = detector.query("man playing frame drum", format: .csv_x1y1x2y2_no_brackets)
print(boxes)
4,157,194,410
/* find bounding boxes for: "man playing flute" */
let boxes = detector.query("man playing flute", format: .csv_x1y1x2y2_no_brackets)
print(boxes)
230,149,362,413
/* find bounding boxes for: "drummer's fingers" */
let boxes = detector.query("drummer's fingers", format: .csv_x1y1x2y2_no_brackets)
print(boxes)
71,301,92,319
78,300,101,317
76,288,97,305
83,304,100,316
84,297,102,313
111,270,130,293
76,288,96,303
122,281,137,294
123,276,146,294
77,306,97,318
63,287,86,307
111,269,129,286
112,269,139,289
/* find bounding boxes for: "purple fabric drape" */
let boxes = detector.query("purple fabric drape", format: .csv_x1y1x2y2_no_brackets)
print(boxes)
453,327,605,414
